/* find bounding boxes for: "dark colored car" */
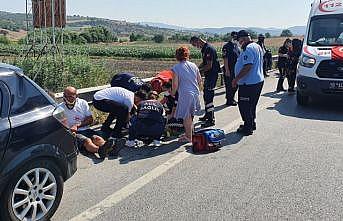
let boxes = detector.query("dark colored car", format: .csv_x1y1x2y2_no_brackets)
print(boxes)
0,63,77,221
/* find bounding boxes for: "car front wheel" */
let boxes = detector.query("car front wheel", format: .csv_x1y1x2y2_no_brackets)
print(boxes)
0,159,64,221
296,90,310,106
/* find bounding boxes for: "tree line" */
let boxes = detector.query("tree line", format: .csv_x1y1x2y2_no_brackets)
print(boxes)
0,25,295,45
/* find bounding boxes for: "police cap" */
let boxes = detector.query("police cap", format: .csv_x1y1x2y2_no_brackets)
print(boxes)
237,30,250,38
258,34,265,39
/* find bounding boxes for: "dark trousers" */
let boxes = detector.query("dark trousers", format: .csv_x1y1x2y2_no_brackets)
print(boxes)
238,82,264,130
203,74,218,120
93,99,129,138
224,74,237,102
287,68,297,90
277,67,287,90
263,59,268,76
129,116,166,140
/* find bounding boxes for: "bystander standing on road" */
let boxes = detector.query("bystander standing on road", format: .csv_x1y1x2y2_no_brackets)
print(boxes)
171,46,202,143
257,34,269,77
287,39,303,93
190,36,221,128
276,38,292,92
222,31,240,106
232,30,265,136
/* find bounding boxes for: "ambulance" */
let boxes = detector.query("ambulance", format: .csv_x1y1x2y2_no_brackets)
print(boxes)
297,0,343,105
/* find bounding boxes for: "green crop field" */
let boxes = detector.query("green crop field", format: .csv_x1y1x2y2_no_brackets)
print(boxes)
0,43,204,59
0,38,288,92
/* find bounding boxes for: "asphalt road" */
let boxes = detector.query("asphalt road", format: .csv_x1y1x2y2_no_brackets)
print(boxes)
52,73,343,221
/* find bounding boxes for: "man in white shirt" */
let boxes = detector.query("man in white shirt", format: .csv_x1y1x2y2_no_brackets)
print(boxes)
93,87,147,138
62,86,122,158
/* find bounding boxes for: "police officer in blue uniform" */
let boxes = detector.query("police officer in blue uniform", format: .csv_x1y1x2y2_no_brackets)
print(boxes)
222,31,240,106
232,30,264,136
190,36,220,127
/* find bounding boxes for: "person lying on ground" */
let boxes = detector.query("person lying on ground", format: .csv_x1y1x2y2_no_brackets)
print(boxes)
126,90,167,147
93,87,147,138
111,72,152,93
61,86,119,158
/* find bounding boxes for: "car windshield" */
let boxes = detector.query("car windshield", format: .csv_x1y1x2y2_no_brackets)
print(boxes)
308,15,343,46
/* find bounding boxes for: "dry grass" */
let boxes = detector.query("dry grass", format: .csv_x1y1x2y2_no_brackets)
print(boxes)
213,36,304,48
1,29,27,42
265,36,304,48
101,57,202,79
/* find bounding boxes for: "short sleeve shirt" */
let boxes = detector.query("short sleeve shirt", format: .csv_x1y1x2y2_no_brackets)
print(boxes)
201,43,220,74
110,72,144,92
60,98,92,131
222,41,240,68
234,42,264,85
93,87,135,111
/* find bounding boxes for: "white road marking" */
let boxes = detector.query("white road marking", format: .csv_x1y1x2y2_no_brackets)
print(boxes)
70,150,190,221
70,97,275,221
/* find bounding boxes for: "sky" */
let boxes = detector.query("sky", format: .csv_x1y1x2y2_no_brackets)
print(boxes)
2,0,314,28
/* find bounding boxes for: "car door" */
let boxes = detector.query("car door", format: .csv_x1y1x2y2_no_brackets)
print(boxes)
0,81,11,161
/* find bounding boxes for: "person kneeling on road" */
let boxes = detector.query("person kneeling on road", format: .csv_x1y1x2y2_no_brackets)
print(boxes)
126,91,166,147
93,87,147,138
111,72,152,93
61,86,120,158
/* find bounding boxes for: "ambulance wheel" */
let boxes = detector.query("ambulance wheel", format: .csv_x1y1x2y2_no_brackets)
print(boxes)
296,90,309,106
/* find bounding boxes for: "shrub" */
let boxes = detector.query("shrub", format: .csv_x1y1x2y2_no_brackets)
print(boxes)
13,55,110,92
280,29,293,37
153,34,164,43
0,35,10,45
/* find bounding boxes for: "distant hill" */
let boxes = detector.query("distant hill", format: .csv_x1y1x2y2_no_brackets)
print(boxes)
66,16,199,37
0,11,29,31
140,22,306,36
139,22,192,31
0,10,306,40
288,26,307,36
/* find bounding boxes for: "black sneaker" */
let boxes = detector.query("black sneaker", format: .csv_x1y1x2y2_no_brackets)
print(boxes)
236,126,253,136
97,145,106,159
226,100,238,106
276,88,286,92
109,138,126,157
239,123,256,131
201,120,215,128
199,115,208,122
98,138,115,158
